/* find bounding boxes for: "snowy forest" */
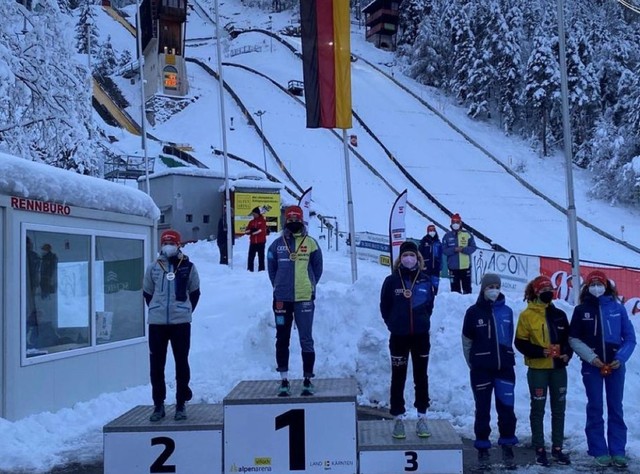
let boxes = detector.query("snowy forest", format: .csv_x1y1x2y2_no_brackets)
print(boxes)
1,0,640,206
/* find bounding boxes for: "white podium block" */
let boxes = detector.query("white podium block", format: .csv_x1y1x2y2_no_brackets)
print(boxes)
358,420,463,474
223,378,357,474
103,404,223,474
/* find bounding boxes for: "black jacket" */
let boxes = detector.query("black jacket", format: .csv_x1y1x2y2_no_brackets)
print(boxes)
380,266,434,335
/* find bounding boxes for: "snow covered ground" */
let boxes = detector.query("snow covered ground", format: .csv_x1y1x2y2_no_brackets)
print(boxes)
1,0,640,472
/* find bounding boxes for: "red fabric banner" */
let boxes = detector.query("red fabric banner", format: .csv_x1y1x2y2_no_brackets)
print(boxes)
540,257,640,316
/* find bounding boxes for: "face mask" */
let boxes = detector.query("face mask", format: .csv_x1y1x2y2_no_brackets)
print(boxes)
401,255,417,269
484,288,500,301
286,221,303,234
428,231,436,238
451,223,461,231
162,244,178,257
539,291,554,304
589,284,605,297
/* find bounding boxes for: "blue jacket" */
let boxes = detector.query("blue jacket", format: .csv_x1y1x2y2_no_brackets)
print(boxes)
569,294,636,364
380,266,434,335
462,294,515,370
267,228,323,302
418,234,442,276
442,228,477,270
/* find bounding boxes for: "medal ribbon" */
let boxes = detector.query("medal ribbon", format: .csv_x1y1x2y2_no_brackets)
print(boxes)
284,234,308,259
399,268,420,297
158,255,184,278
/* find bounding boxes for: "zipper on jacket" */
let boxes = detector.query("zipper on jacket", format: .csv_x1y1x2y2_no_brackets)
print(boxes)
542,323,546,343
166,262,172,324
492,307,501,370
598,304,606,363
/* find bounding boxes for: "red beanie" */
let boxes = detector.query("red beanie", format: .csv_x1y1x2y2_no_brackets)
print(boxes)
586,270,607,286
285,205,303,221
160,229,181,245
427,224,436,232
451,213,461,223
532,275,553,294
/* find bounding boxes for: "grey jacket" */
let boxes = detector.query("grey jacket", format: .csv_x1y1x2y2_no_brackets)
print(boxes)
143,253,200,325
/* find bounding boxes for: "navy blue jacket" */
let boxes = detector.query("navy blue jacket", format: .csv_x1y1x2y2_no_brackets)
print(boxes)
418,234,443,277
380,267,434,335
569,293,636,364
462,294,515,370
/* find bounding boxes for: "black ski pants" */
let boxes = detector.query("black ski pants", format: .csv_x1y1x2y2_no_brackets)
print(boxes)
274,300,315,378
149,323,193,406
450,268,472,294
389,333,431,416
248,242,266,272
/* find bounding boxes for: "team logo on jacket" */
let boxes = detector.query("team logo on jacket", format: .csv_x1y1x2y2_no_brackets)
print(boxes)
299,245,308,253
276,301,284,310
584,313,592,320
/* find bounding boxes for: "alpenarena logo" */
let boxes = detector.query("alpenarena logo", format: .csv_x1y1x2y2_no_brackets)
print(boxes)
11,196,71,216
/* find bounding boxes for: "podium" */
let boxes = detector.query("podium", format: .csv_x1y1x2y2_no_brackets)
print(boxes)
358,420,463,474
103,378,463,474
103,404,223,474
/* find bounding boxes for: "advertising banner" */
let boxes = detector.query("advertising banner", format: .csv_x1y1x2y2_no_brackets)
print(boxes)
354,232,391,266
540,258,640,316
234,192,281,235
388,190,408,271
472,248,541,295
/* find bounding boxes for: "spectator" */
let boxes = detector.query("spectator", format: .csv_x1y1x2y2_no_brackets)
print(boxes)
418,224,443,295
442,213,477,294
569,270,636,468
462,273,518,470
380,240,434,439
515,275,572,466
143,230,200,422
245,207,267,272
267,205,323,397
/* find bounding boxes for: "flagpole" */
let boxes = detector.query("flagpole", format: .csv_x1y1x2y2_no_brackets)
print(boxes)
214,0,233,268
343,129,357,283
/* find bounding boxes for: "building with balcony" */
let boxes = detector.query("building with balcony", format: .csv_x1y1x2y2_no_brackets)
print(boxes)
362,0,400,51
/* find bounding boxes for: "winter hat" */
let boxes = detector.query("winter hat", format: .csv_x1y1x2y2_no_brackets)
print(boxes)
480,273,501,292
160,229,181,245
427,224,436,232
399,240,418,255
532,275,553,294
251,207,261,216
451,213,462,224
285,205,303,221
586,270,607,286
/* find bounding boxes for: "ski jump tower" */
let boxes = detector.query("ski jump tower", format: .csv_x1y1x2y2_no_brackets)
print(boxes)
139,0,189,97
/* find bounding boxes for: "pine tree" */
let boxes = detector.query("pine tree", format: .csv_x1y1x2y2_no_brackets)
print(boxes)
409,0,450,88
398,0,429,47
95,35,119,76
75,2,99,55
446,1,476,103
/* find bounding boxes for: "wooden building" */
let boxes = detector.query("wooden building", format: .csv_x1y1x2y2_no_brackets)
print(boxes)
362,0,400,51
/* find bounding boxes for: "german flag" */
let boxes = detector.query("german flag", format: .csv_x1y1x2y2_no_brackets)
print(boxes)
300,0,352,129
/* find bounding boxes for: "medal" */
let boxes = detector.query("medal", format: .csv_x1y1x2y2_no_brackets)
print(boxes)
284,235,307,262
403,289,412,298
166,272,175,281
289,253,298,261
399,267,419,300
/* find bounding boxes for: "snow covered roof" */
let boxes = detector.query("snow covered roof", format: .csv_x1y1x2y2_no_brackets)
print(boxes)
0,152,159,220
228,178,284,191
143,167,228,180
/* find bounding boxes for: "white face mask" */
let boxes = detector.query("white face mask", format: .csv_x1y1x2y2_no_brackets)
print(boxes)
589,284,605,297
451,223,461,231
162,244,178,257
401,254,418,269
428,231,436,238
484,288,500,301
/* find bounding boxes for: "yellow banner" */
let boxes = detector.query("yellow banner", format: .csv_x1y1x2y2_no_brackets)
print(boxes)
234,192,281,235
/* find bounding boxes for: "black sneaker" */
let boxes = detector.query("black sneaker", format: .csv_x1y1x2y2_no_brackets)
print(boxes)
536,448,551,467
301,378,315,396
277,379,290,397
502,445,516,470
551,447,571,465
149,404,165,422
477,448,491,470
174,404,187,421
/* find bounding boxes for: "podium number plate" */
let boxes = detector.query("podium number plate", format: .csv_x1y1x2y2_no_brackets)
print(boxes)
225,402,356,473
104,430,222,474
359,449,463,474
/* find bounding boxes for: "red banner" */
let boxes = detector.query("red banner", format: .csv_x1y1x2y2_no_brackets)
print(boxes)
540,257,640,316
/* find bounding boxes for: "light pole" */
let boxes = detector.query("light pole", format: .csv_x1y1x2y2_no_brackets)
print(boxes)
135,0,150,195
557,0,580,303
254,110,268,173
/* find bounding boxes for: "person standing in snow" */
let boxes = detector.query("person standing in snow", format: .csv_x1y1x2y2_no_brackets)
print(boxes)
267,205,323,396
569,270,636,469
418,223,443,295
462,273,518,470
245,207,267,271
380,240,434,440
515,275,572,466
442,213,477,294
216,206,234,265
143,230,200,422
